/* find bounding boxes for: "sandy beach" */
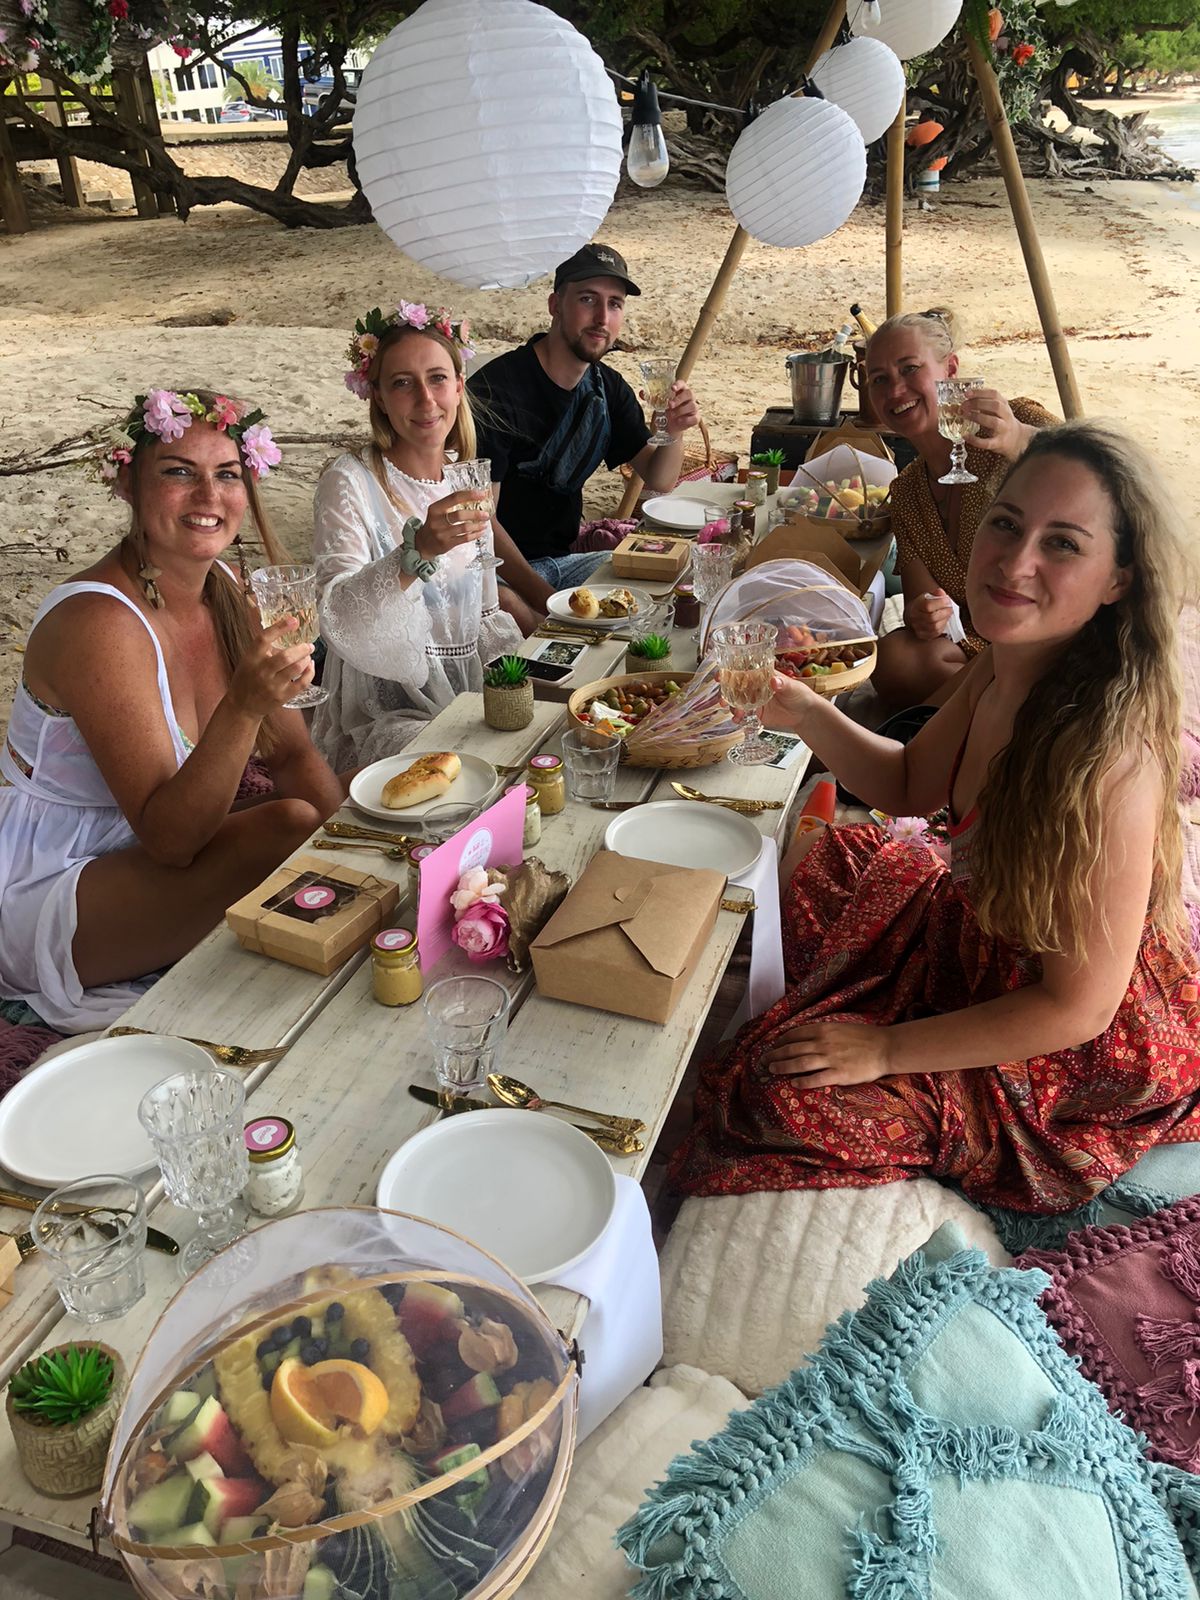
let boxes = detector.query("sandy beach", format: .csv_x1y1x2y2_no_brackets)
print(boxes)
2,161,1199,725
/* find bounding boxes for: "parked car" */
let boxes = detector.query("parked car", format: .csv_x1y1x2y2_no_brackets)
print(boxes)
301,68,362,118
219,100,278,123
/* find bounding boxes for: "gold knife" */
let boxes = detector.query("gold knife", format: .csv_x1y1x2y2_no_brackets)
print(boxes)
0,1192,180,1257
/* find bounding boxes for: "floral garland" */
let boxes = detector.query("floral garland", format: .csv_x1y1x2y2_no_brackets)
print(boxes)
95,389,281,488
0,0,197,85
344,301,475,400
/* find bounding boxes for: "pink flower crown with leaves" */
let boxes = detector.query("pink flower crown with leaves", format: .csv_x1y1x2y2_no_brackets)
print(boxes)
344,301,475,400
95,389,281,489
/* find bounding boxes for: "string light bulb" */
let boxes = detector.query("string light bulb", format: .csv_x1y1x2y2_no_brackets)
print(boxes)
863,1,882,21
627,70,669,188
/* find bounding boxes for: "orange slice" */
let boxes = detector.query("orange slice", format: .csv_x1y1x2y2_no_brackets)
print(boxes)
269,1357,389,1448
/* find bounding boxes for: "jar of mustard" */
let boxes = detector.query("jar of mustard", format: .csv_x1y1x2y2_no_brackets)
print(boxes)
405,843,436,908
510,782,541,846
371,927,423,1006
526,753,565,816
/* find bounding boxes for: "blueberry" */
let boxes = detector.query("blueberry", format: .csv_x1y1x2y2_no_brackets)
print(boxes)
350,1338,370,1363
261,1371,272,1390
301,1342,323,1366
256,1340,272,1361
325,1302,344,1322
271,1325,291,1349
292,1315,312,1340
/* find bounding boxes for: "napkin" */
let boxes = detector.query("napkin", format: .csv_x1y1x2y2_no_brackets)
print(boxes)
944,600,967,645
721,835,785,1039
546,1175,662,1440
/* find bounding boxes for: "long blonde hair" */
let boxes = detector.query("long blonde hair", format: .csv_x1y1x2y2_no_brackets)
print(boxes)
364,323,476,514
968,422,1192,962
126,390,286,753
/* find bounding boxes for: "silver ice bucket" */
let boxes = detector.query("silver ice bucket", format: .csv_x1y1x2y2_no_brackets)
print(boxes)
786,351,852,424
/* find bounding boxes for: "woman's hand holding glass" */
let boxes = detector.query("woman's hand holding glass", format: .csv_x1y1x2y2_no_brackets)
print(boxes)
960,388,1031,460
761,669,822,737
230,615,316,720
417,489,491,560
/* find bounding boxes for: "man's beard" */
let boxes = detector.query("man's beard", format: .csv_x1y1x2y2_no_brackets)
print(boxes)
566,329,613,365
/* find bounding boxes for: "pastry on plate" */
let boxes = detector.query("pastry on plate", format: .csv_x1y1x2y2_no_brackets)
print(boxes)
382,750,462,809
568,587,600,620
598,587,638,618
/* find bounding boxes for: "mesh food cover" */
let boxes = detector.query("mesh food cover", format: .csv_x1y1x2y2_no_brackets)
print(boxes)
100,1208,578,1600
700,560,873,655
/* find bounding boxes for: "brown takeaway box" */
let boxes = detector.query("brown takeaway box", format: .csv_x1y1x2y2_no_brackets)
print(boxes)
530,850,727,1024
226,853,400,976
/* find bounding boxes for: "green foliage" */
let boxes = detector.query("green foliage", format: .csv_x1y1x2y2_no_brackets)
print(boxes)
10,1346,115,1427
226,60,283,103
628,633,672,660
751,448,785,466
483,655,530,689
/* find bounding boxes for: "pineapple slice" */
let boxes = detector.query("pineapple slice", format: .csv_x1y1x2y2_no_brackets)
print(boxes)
340,1288,421,1436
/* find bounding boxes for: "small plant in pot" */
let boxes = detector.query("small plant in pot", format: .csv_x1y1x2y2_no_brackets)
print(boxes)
7,1341,124,1497
482,654,534,731
627,632,673,669
750,448,786,496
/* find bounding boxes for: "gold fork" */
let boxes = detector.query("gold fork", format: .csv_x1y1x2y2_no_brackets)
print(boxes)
323,820,417,847
105,1026,285,1068
312,839,409,861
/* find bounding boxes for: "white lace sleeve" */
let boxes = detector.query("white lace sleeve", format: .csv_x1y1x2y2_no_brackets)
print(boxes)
312,460,431,685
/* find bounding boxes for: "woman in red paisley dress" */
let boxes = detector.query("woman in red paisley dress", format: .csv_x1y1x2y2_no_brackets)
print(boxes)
670,423,1200,1214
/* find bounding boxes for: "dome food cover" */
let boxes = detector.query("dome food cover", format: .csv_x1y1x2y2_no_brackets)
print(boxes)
700,559,873,656
100,1208,578,1600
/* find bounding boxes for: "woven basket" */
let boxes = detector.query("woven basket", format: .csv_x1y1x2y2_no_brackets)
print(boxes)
8,1342,124,1498
567,671,741,770
619,419,737,484
483,678,535,731
794,643,877,698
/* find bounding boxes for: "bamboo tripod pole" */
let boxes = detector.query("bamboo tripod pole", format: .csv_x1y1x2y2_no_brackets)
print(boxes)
965,35,1082,418
614,0,848,519
884,95,906,317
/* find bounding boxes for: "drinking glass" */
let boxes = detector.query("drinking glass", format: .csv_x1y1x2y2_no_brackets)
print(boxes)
935,377,985,485
561,726,621,802
250,564,328,711
423,976,511,1108
712,620,779,767
138,1067,249,1276
690,541,735,646
32,1176,147,1322
639,359,677,446
443,457,499,572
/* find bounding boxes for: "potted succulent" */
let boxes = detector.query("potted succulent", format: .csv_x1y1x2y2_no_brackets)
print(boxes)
482,654,535,731
750,448,786,495
627,632,673,670
7,1341,124,1496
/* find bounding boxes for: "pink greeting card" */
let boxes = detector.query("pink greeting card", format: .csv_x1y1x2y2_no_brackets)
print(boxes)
416,785,526,970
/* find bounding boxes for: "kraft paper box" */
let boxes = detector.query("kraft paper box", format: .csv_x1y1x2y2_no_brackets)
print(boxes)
746,524,888,595
226,853,399,976
530,850,726,1024
611,533,692,581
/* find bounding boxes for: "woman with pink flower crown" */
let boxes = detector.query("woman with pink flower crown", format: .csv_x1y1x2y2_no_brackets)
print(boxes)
0,387,342,1034
311,301,548,769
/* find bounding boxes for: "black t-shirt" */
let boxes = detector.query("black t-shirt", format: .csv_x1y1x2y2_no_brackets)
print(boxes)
468,335,651,560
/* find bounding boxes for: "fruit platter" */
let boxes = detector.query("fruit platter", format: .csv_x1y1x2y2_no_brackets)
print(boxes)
774,623,877,696
566,666,741,770
101,1211,577,1600
783,474,891,534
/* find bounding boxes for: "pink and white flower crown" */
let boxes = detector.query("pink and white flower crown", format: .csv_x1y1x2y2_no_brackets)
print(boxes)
96,389,281,488
344,301,475,400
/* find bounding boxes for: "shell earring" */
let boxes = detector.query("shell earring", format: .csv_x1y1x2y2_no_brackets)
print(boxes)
132,535,164,610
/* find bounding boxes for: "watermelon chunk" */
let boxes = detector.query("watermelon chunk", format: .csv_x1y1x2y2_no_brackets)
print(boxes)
440,1374,500,1424
184,1452,224,1482
429,1442,487,1493
166,1396,254,1477
160,1390,201,1430
128,1473,198,1539
171,1522,216,1548
396,1283,464,1359
192,1475,268,1537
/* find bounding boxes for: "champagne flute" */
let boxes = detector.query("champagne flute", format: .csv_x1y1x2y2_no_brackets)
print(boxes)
639,358,677,447
690,542,735,646
935,377,984,485
443,456,500,571
250,563,328,710
712,620,779,767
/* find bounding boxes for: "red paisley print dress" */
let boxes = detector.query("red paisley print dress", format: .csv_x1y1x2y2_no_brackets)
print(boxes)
668,820,1200,1214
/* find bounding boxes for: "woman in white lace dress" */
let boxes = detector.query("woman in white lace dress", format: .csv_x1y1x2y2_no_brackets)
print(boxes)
312,304,528,770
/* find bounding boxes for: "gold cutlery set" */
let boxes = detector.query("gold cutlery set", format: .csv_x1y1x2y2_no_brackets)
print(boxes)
407,1073,646,1157
593,783,783,817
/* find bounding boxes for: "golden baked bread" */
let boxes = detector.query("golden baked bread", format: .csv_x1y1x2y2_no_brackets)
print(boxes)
568,587,600,619
382,750,462,808
598,587,638,618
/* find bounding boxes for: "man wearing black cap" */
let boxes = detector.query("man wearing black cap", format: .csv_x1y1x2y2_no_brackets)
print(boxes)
469,243,701,590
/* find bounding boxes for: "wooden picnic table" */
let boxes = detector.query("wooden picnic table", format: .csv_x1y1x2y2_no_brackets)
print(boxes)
0,550,825,1563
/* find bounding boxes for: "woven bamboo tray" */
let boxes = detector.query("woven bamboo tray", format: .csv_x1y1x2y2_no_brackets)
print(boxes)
567,672,741,770
789,642,877,698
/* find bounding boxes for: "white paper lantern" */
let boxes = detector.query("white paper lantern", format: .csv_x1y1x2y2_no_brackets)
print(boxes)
725,96,866,250
810,36,906,145
353,0,622,290
848,0,962,61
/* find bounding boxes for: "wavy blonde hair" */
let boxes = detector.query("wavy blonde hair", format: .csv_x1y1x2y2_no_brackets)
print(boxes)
126,389,286,753
969,421,1193,963
867,306,961,362
364,323,476,514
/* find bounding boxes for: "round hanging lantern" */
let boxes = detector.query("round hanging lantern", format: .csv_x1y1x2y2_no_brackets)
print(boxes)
810,36,906,145
353,0,623,290
848,0,962,61
725,96,866,250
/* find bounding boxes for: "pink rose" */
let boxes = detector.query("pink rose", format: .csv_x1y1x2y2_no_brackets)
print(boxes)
451,866,503,915
397,300,430,329
698,519,730,544
451,901,509,963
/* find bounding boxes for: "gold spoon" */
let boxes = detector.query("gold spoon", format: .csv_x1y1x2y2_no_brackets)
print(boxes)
671,782,783,814
487,1072,646,1135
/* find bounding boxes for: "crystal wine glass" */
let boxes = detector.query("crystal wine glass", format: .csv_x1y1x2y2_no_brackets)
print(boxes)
138,1067,249,1275
712,620,780,767
935,377,984,485
690,541,735,646
250,563,328,710
639,359,677,447
443,457,500,571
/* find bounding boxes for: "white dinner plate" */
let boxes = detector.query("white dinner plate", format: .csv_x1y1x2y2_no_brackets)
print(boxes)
604,800,762,880
0,1034,215,1188
349,750,499,824
641,496,712,532
376,1109,616,1285
545,586,653,631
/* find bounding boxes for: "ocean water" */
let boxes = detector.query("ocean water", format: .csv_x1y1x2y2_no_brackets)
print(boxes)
1136,98,1200,172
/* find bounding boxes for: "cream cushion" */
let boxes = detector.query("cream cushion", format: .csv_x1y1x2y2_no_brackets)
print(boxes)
660,1181,1010,1395
518,1365,749,1597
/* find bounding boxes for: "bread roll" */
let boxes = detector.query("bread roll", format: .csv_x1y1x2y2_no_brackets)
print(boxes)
569,587,600,619
381,750,462,809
